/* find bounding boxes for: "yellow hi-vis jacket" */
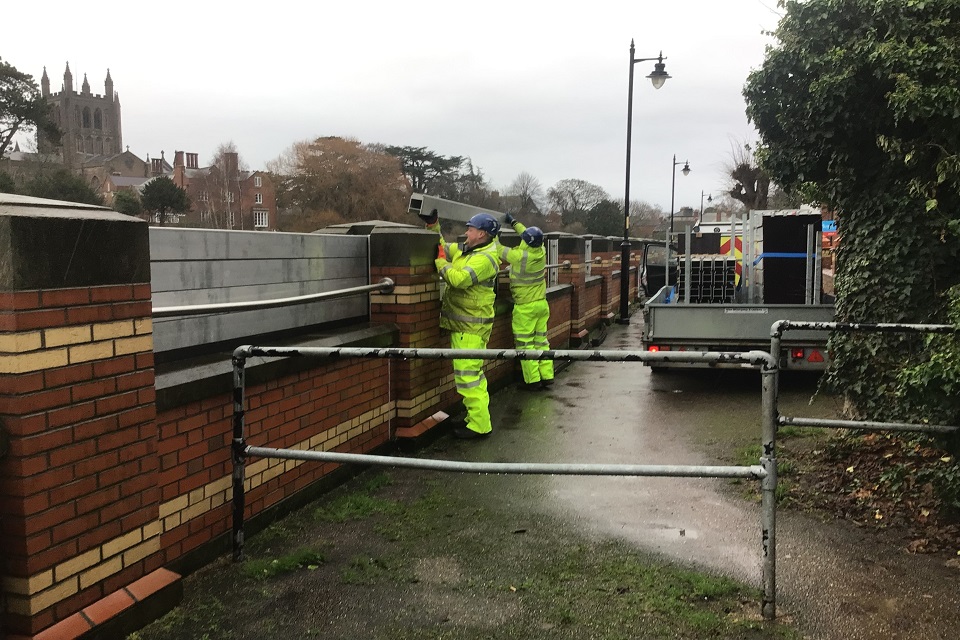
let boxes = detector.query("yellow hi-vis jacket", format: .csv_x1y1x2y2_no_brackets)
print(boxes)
499,221,546,305
428,222,500,336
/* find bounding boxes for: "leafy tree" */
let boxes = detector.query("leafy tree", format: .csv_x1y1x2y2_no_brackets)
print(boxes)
22,168,103,205
743,0,960,422
443,158,493,206
384,145,463,194
1,58,60,160
0,171,15,193
585,199,623,236
269,136,408,227
141,175,189,226
112,189,142,216
547,179,609,227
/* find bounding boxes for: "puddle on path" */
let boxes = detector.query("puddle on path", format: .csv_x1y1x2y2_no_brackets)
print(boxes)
487,323,960,640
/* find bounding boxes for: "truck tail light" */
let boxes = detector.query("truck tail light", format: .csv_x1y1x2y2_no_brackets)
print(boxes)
790,348,805,359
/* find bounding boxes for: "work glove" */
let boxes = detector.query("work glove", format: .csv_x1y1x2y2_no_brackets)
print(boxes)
437,243,447,260
419,208,439,225
504,213,516,226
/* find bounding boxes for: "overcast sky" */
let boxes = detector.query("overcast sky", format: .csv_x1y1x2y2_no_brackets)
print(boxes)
8,0,783,213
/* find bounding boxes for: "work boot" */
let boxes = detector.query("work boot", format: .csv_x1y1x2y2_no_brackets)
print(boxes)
452,423,489,439
540,378,554,389
519,382,543,392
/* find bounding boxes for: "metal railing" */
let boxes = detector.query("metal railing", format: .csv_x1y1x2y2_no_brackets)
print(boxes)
152,278,395,318
229,345,778,618
764,320,960,618
218,320,960,625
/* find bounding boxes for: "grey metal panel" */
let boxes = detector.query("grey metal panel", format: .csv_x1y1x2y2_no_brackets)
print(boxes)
149,227,365,261
152,297,367,353
646,304,835,344
149,227,370,354
150,256,367,292
150,277,365,306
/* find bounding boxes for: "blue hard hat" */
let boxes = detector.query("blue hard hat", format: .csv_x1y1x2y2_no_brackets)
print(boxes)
466,212,501,237
521,226,544,248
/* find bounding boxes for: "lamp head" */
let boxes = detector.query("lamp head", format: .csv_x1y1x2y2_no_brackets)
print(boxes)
681,161,691,176
646,52,670,90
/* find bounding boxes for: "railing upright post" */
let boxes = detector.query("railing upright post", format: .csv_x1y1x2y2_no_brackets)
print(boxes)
232,350,249,562
760,359,779,620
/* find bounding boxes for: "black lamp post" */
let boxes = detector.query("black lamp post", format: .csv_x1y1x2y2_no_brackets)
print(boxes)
700,191,713,220
619,41,670,324
669,155,691,239
666,156,690,285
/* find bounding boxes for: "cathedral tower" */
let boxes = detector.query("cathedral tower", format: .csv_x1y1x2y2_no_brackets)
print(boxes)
37,64,123,168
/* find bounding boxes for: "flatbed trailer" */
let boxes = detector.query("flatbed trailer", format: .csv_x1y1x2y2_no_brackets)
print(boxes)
640,208,835,370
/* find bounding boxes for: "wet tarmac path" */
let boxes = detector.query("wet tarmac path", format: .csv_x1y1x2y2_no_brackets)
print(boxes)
484,319,960,640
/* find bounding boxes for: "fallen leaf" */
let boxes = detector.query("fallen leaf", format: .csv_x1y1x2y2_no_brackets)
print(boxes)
846,466,855,473
874,510,883,520
510,586,517,592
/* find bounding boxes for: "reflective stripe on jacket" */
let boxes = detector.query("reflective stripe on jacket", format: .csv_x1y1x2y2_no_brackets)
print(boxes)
429,222,500,335
499,221,546,305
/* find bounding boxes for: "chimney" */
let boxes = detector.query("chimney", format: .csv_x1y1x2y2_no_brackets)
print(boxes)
174,150,184,168
186,153,198,169
224,152,238,177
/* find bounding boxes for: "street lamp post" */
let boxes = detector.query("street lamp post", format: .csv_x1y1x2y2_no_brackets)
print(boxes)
700,191,713,220
619,41,670,324
666,156,690,284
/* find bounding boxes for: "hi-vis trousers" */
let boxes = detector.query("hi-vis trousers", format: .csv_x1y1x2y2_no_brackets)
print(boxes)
512,299,554,384
451,331,492,435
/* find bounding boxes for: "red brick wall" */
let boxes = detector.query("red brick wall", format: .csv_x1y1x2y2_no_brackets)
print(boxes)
155,357,391,564
0,284,159,636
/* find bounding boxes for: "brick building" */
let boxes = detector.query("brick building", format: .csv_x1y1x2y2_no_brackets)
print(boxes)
171,150,277,231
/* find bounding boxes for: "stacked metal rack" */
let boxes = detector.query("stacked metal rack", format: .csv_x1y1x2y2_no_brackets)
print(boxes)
675,255,737,303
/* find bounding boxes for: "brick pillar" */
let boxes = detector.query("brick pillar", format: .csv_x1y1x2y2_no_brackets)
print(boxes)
550,233,590,346
368,227,449,438
0,197,169,637
585,235,618,322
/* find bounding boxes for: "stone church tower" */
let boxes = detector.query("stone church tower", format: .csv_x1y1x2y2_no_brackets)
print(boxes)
38,64,123,168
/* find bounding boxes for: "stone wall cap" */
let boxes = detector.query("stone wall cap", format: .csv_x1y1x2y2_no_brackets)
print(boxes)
0,193,138,221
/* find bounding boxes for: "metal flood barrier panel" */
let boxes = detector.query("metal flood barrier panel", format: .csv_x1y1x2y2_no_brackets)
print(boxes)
230,345,785,619
149,227,370,355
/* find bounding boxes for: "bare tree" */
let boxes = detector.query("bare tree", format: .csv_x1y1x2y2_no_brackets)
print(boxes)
547,178,609,226
725,139,770,210
188,141,248,229
505,171,544,215
268,136,409,227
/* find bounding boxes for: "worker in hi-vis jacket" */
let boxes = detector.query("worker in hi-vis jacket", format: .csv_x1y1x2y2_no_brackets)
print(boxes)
422,209,502,439
499,213,554,391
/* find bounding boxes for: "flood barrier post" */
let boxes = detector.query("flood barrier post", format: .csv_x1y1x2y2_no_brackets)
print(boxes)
760,357,779,620
232,350,249,562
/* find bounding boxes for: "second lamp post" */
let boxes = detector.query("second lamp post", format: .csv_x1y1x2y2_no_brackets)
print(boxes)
619,41,670,325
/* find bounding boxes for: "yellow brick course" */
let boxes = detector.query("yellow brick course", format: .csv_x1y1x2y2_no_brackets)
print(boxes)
79,555,122,590
44,325,93,348
2,570,53,596
53,548,101,582
5,521,161,616
0,348,69,374
101,528,143,559
114,335,153,356
68,341,115,364
92,320,135,341
8,576,79,616
134,317,153,335
0,331,43,353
